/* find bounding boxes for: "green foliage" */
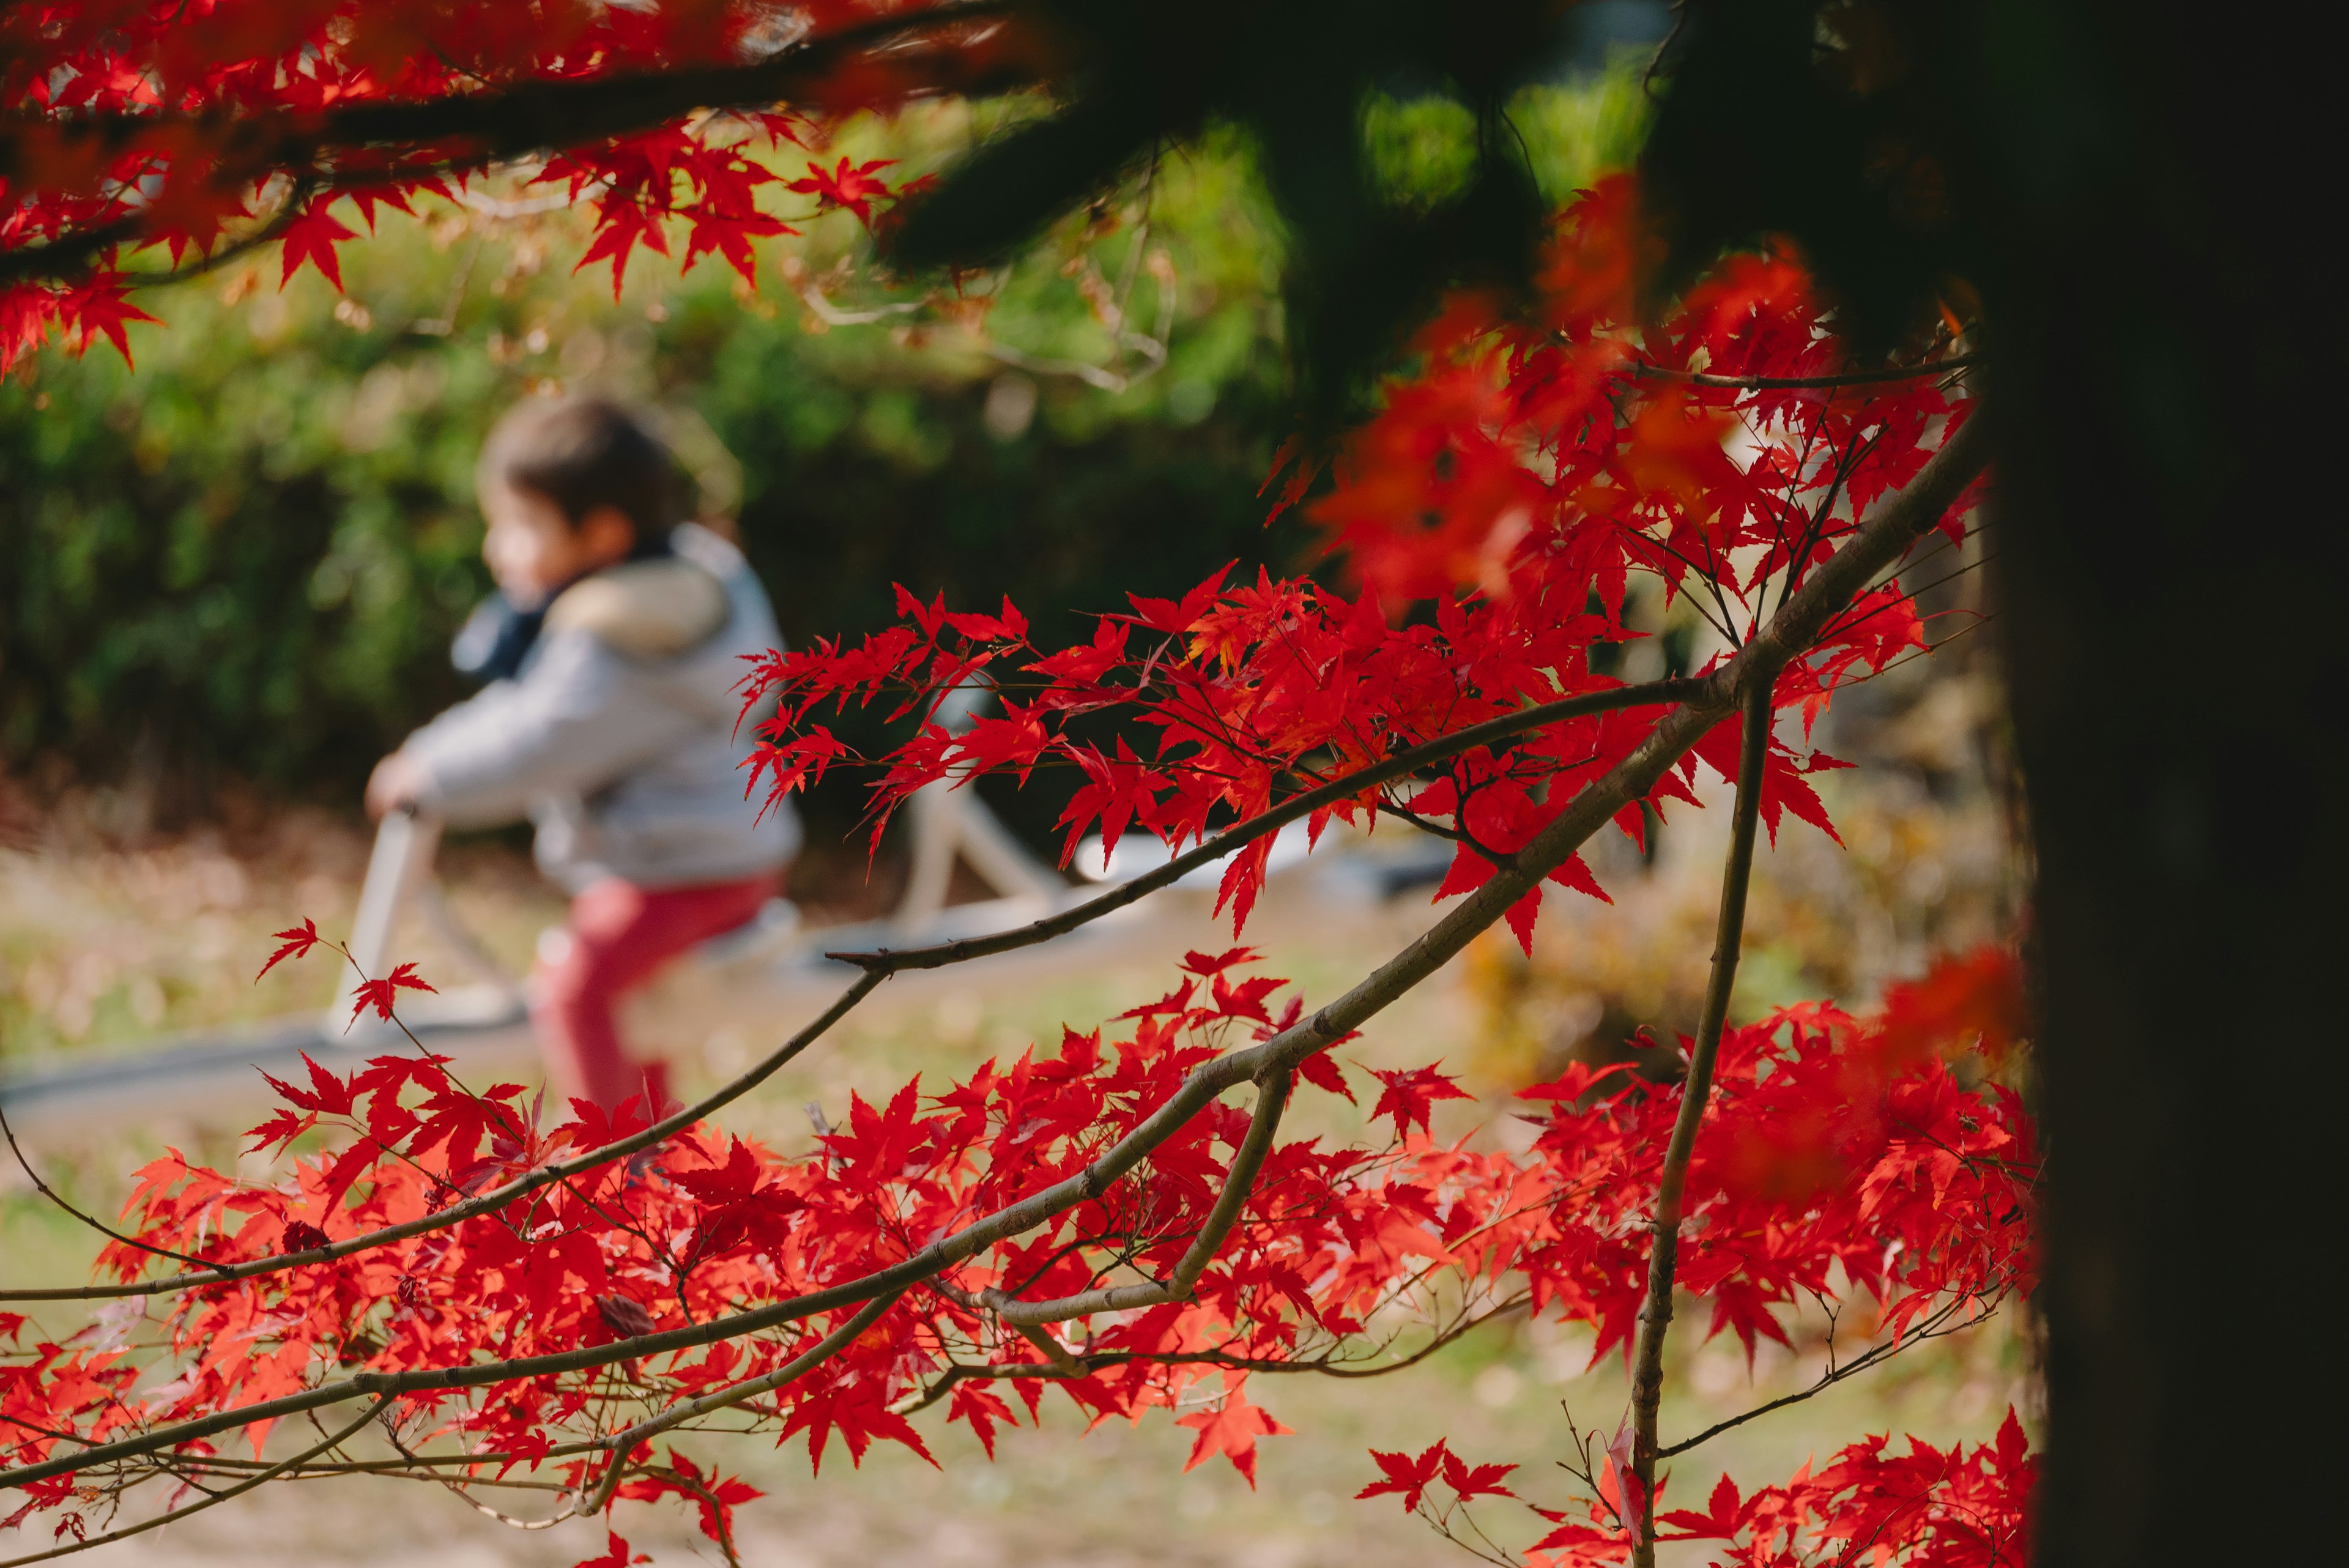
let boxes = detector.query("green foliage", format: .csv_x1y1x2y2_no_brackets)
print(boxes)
0,283,496,808
1364,73,1652,217
1361,92,1483,214
1509,69,1657,206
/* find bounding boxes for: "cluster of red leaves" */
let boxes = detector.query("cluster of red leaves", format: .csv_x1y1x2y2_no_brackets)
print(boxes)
738,179,1973,949
1526,998,2035,1364
1303,180,1972,613
1360,1437,1520,1514
1,1,962,371
0,940,2034,1562
1374,1413,2035,1568
1343,947,2036,1568
1643,1416,2037,1568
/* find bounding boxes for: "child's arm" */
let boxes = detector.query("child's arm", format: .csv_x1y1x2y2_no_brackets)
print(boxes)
395,632,703,825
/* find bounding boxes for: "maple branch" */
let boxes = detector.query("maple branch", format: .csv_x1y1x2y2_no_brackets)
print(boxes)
0,968,886,1304
0,1395,392,1568
892,1291,1532,1415
0,423,1987,1491
982,1069,1293,1323
0,2,1022,288
576,1289,906,1518
1627,678,1771,1568
1631,355,1980,392
826,676,1713,973
1656,1288,2011,1459
158,1459,566,1486
0,1099,220,1274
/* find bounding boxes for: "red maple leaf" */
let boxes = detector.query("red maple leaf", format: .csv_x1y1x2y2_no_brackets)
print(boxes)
1175,1383,1291,1487
571,1531,650,1568
58,277,157,366
1368,1063,1474,1137
1294,1044,1355,1102
1439,1447,1519,1501
257,917,325,980
575,195,672,299
785,155,899,225
668,1137,770,1204
258,1052,358,1117
596,1295,659,1340
343,185,415,234
615,1454,765,1550
1357,1441,1447,1512
347,961,436,1024
1660,1473,1748,1539
278,199,357,291
279,1220,332,1255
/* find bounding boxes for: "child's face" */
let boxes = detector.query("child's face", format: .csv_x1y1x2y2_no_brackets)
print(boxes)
480,481,633,605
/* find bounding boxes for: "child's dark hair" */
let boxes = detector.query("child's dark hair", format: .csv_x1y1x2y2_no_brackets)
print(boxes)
480,397,678,556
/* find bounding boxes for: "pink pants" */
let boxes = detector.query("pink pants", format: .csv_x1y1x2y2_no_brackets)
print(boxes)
531,872,778,1118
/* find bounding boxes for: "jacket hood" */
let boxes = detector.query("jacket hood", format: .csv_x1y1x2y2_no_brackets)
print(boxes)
545,554,730,659
541,524,775,721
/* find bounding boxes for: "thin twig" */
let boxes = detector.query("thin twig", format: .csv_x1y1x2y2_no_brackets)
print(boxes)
826,677,1710,973
1632,355,1980,392
0,1395,391,1568
1627,676,1771,1568
0,1101,219,1273
1657,1288,2009,1458
0,969,886,1304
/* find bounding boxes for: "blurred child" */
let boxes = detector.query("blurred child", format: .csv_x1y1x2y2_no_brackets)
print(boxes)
367,397,800,1119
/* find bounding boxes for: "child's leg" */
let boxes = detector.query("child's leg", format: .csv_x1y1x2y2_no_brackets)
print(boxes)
532,874,779,1117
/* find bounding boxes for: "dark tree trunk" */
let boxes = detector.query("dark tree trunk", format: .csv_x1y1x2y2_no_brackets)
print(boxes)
1965,4,2347,1560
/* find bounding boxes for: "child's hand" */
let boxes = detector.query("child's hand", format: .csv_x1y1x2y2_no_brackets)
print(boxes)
365,753,424,820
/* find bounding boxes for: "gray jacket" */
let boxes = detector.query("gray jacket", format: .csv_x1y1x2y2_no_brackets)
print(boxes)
404,523,801,893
